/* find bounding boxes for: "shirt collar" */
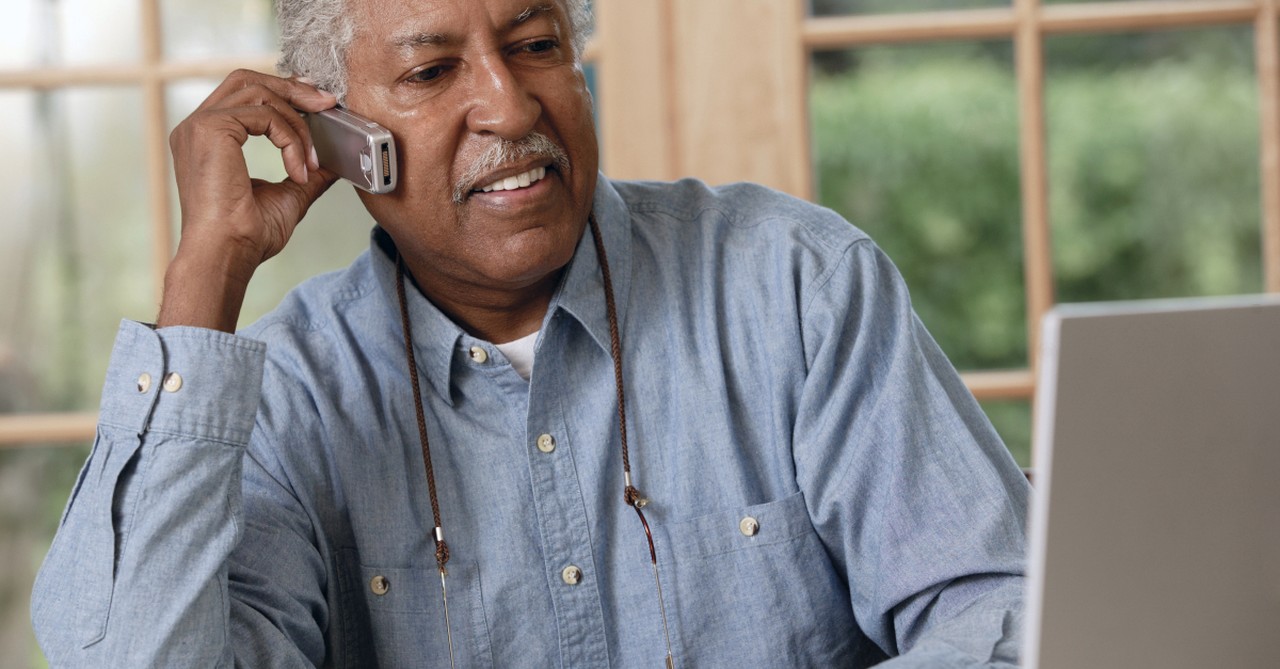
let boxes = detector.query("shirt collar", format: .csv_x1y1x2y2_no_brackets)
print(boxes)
367,173,632,405
546,173,633,357
370,229,465,406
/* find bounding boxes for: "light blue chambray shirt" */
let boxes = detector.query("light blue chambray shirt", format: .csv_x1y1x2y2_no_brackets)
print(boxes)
33,175,1029,668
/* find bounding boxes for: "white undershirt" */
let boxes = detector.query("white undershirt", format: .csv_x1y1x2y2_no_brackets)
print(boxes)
495,330,539,381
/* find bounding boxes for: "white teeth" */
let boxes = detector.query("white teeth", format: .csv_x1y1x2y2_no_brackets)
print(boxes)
479,166,547,193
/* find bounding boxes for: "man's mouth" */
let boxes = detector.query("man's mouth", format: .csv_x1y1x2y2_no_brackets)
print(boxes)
474,166,548,194
452,132,570,204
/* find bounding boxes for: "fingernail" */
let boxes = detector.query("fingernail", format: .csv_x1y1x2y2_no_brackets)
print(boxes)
310,146,320,170
302,165,309,183
296,76,314,85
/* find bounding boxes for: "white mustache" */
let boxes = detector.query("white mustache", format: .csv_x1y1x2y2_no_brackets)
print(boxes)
453,133,570,204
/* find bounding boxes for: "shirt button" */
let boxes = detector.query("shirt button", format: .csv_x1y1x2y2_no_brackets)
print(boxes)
136,372,152,393
536,433,556,453
369,575,390,595
162,372,183,393
561,565,583,585
468,346,489,364
739,516,760,537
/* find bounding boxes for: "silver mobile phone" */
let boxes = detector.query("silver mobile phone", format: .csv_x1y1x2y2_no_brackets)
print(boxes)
304,107,397,194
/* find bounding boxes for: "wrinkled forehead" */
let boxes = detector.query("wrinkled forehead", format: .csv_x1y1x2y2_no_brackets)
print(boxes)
347,0,569,49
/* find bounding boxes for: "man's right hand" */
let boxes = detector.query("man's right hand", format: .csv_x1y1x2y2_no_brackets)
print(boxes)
159,70,341,332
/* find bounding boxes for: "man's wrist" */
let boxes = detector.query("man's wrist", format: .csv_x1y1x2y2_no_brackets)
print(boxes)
156,247,257,332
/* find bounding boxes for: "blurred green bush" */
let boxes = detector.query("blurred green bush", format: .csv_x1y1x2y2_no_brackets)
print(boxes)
810,42,1262,463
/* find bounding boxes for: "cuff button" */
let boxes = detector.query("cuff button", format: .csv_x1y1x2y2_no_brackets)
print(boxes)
136,373,152,393
162,372,183,393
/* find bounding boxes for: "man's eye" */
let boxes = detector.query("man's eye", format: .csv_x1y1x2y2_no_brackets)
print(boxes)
524,39,558,54
409,65,446,83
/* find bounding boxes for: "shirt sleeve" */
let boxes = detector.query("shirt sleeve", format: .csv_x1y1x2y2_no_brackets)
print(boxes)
791,240,1030,667
30,320,327,668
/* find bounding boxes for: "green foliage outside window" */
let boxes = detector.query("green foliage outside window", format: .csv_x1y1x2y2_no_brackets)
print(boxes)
810,28,1262,465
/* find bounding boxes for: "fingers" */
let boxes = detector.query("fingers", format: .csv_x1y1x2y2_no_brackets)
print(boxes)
190,70,335,178
197,69,336,114
226,85,325,170
175,89,325,185
225,104,322,184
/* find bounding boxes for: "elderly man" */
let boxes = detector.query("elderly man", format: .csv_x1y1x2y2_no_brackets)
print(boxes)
32,0,1028,666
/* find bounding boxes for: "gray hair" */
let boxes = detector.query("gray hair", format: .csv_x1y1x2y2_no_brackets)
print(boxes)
276,0,593,103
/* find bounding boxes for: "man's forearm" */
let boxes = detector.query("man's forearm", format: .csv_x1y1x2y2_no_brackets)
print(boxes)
31,322,266,666
877,579,1024,669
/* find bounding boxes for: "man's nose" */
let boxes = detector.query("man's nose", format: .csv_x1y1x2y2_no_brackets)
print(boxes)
464,57,540,140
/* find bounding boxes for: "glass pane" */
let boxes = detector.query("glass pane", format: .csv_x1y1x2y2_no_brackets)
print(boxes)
981,399,1031,468
6,0,143,68
0,0,38,68
0,444,90,669
810,41,1028,372
166,82,376,329
161,0,277,61
1046,27,1262,303
811,0,1009,17
0,88,154,415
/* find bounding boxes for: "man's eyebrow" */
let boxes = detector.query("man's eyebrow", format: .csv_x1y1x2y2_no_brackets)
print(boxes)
512,4,556,28
389,6,555,50
391,30,450,50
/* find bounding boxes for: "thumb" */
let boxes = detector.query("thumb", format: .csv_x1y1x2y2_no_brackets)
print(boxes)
299,166,341,205
251,167,341,246
277,166,341,221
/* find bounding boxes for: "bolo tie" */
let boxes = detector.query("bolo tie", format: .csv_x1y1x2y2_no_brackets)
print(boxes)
394,213,676,669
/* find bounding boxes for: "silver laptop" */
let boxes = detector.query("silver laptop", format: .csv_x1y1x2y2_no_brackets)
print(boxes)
1022,295,1280,669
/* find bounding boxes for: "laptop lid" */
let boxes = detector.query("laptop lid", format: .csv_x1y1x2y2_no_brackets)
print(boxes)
1023,295,1280,669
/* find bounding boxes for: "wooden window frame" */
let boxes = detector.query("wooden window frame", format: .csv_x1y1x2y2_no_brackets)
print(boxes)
2,0,1278,448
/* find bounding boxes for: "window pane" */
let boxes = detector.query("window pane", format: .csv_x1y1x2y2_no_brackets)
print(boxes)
0,88,154,415
0,444,89,669
810,41,1028,372
161,0,277,61
3,0,142,68
1046,27,1263,303
166,82,376,330
0,0,38,68
811,0,1009,17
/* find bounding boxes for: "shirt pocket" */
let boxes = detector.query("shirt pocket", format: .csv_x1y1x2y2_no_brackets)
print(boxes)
335,549,493,669
659,491,859,668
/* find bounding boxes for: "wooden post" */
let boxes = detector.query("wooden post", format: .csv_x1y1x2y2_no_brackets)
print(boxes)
141,0,173,306
1258,0,1280,292
594,0,678,181
1015,0,1054,372
595,0,811,199
1015,0,1054,466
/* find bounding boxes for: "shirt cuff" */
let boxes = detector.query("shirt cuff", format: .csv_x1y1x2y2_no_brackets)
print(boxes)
98,320,267,444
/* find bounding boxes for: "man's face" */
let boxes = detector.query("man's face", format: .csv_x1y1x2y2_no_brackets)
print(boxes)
342,0,598,295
